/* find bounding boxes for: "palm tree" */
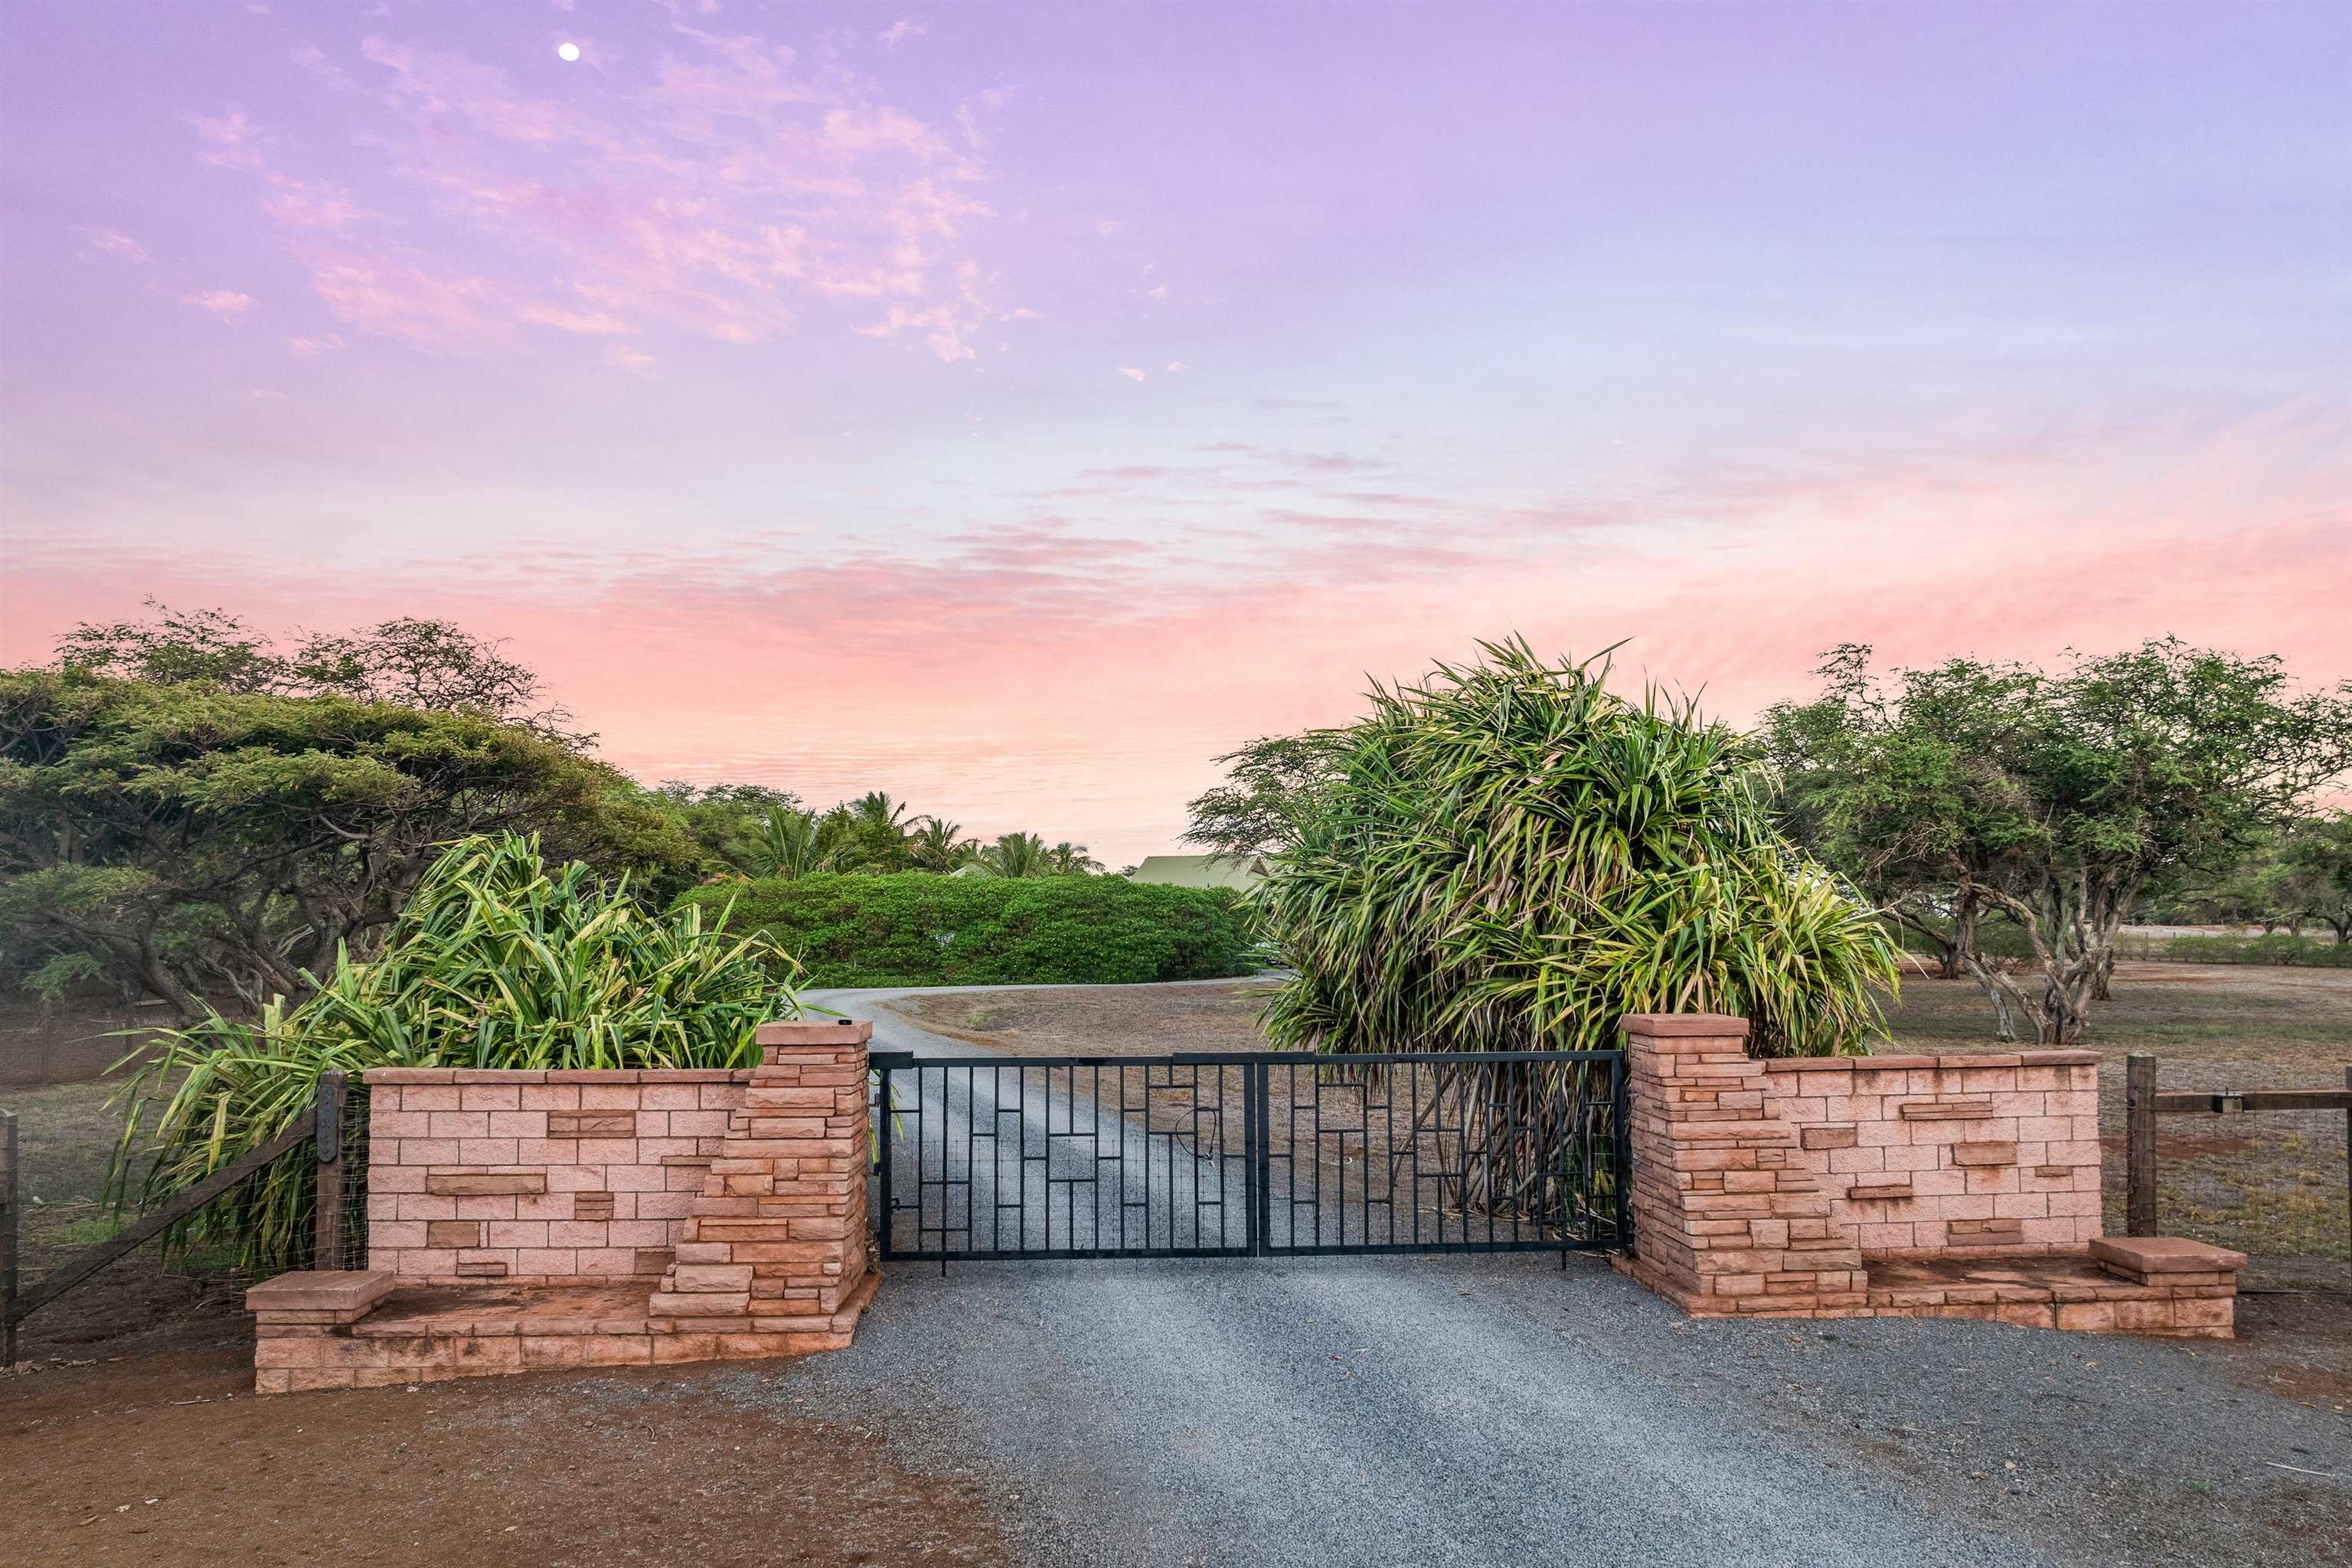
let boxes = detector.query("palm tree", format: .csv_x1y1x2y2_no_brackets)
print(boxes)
835,790,915,872
979,831,1051,878
1045,841,1102,876
908,815,979,872
750,805,841,878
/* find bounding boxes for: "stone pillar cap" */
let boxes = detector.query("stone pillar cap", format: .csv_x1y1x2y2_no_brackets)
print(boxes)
1618,1013,1750,1037
2089,1236,2248,1274
756,1018,874,1046
245,1269,396,1313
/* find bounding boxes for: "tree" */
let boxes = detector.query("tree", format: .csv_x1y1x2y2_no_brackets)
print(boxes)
1184,733,1346,858
978,831,1052,878
744,805,848,879
57,600,585,742
0,668,701,1020
907,815,979,871
828,791,914,872
1259,639,1900,1060
2281,814,2352,943
2174,831,2299,934
650,782,805,874
1759,645,2013,982
1044,841,1103,876
1799,640,2352,1042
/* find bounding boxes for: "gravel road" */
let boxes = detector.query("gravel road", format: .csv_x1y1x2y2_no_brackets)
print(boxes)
740,986,2350,1568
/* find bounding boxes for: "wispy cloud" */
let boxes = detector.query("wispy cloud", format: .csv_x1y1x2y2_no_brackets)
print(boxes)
181,289,254,321
75,227,151,264
194,27,1021,360
878,18,929,50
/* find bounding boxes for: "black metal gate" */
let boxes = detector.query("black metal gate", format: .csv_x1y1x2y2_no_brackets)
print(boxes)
871,1050,1627,1263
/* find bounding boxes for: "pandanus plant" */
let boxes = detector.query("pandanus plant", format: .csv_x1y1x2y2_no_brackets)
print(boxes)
109,832,803,1274
1258,638,1900,1221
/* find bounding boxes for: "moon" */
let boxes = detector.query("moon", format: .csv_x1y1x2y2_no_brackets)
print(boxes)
557,41,580,63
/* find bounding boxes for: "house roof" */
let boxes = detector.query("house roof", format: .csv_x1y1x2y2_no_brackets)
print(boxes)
1125,853,1269,890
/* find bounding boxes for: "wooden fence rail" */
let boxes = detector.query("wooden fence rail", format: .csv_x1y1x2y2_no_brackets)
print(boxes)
2124,1053,2352,1262
0,1073,348,1365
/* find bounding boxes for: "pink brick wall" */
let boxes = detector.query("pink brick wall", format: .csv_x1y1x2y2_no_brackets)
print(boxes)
1761,1051,2102,1256
363,1067,756,1284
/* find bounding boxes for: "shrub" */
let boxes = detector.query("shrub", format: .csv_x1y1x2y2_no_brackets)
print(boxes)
112,833,800,1273
1260,639,1900,1059
2156,933,2352,968
678,873,1257,988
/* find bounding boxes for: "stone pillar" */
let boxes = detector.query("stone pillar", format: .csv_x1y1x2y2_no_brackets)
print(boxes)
1615,1014,1865,1317
247,1269,394,1393
647,1020,876,1351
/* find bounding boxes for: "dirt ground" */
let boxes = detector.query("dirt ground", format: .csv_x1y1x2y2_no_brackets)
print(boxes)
2,1348,1009,1567
2,967,2343,1566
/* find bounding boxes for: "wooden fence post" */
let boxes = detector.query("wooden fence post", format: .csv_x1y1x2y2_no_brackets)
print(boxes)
313,1073,346,1270
3,1109,18,1367
2125,1054,2157,1237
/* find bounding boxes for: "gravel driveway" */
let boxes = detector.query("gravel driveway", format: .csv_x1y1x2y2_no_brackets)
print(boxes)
759,986,2349,1568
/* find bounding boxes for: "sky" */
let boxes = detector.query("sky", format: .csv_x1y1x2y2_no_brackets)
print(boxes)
3,2,2347,867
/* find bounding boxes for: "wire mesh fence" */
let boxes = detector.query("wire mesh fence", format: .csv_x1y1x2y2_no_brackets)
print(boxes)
2104,1058,2350,1292
314,1076,372,1272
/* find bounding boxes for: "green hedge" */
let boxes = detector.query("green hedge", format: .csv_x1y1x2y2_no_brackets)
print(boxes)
676,874,1258,988
2154,933,2352,968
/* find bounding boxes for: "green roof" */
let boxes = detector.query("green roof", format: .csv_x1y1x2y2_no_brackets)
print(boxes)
1126,854,1269,890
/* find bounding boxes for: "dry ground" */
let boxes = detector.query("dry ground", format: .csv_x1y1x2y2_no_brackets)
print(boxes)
2,1348,1008,1567
2,966,2343,1566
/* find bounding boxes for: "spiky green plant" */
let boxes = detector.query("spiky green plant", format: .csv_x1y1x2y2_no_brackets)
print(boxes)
109,832,802,1272
1261,638,1900,1060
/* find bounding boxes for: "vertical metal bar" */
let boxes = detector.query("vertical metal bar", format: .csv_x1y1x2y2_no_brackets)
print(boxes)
1611,1054,1631,1251
2343,1066,2350,1266
1384,1063,1398,1246
1484,1063,1499,1248
875,1065,896,1261
2126,1054,2157,1236
2,1109,18,1367
1093,1063,1105,1253
312,1071,346,1270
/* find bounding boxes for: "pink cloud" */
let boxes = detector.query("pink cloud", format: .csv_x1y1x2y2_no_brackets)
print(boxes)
518,303,635,335
8,489,2345,870
305,256,494,344
181,289,253,321
75,227,151,264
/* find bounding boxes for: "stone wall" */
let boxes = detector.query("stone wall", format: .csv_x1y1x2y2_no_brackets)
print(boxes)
1760,1050,2103,1256
364,1067,755,1283
1615,1013,2243,1334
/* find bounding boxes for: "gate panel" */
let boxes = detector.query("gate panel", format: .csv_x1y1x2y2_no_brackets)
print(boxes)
875,1056,1255,1259
1257,1053,1626,1254
873,1050,1625,1263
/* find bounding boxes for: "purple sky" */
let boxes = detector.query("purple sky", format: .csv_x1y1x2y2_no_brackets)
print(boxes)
5,2,2347,864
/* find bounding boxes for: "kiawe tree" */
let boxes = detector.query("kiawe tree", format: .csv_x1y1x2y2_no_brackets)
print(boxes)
2,604,700,1019
2280,813,2352,945
1184,732,1345,858
1786,639,2352,1042
0,668,700,1021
